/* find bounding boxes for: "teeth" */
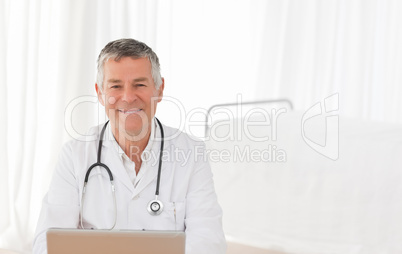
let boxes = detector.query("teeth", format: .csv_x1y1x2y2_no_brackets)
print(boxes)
118,109,142,114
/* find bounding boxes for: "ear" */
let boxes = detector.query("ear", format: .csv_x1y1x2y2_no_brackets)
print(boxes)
95,83,105,106
156,78,165,103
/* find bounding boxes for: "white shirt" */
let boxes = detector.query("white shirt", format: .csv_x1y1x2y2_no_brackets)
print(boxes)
33,119,226,254
109,120,156,187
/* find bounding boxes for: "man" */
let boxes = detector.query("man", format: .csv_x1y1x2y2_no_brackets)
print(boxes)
33,38,226,254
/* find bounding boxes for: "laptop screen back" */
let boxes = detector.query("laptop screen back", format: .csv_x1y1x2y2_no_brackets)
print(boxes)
47,228,185,254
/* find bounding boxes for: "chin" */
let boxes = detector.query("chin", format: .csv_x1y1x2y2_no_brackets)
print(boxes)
121,118,151,139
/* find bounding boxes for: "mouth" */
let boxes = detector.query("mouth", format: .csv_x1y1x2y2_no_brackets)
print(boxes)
117,108,142,115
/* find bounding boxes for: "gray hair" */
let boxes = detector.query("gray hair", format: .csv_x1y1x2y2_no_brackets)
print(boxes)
97,38,162,89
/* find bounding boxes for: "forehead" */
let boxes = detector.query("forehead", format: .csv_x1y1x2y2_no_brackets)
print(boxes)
104,57,152,77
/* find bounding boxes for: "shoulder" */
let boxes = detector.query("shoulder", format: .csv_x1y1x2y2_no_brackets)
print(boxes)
55,123,107,175
62,123,105,151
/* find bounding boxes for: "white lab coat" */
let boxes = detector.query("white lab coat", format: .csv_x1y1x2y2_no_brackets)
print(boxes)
33,121,226,254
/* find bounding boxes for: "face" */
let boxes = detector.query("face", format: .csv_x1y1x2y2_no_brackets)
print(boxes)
96,57,164,138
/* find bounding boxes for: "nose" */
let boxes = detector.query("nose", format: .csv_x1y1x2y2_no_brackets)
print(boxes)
121,85,137,103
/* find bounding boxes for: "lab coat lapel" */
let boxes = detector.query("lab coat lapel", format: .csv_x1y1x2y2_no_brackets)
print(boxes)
132,160,159,197
132,123,164,197
101,143,135,193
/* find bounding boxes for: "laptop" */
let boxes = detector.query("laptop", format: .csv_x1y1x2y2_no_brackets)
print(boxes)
47,228,185,254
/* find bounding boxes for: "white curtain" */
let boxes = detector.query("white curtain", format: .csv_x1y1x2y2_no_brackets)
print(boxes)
251,0,402,123
1,0,401,253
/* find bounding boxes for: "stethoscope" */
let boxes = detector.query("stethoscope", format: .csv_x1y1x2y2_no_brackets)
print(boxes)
80,118,165,230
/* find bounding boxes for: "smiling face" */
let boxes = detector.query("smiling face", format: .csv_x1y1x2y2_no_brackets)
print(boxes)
96,57,164,138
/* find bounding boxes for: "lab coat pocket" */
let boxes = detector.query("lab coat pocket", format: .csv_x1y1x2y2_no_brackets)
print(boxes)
162,201,186,231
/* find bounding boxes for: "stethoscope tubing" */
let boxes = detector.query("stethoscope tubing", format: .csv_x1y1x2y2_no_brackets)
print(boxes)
80,118,164,230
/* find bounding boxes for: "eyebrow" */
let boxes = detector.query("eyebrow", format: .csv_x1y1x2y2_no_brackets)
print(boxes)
132,77,148,83
106,77,149,84
106,79,122,84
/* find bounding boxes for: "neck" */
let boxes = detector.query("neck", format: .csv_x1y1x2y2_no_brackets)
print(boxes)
111,123,152,170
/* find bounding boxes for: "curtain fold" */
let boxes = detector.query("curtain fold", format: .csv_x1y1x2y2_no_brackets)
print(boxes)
254,0,402,123
0,0,10,238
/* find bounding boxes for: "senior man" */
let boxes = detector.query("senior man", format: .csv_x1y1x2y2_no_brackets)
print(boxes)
33,38,226,254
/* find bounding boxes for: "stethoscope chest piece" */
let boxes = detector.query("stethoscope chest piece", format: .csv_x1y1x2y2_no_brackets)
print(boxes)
147,198,164,216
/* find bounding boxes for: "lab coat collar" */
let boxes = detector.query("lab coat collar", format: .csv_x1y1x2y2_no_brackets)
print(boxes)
106,118,156,162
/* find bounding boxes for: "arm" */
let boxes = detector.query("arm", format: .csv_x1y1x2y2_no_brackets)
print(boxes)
184,143,226,254
33,142,80,254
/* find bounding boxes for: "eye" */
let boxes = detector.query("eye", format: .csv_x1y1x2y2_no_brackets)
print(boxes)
137,84,146,87
110,85,121,89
